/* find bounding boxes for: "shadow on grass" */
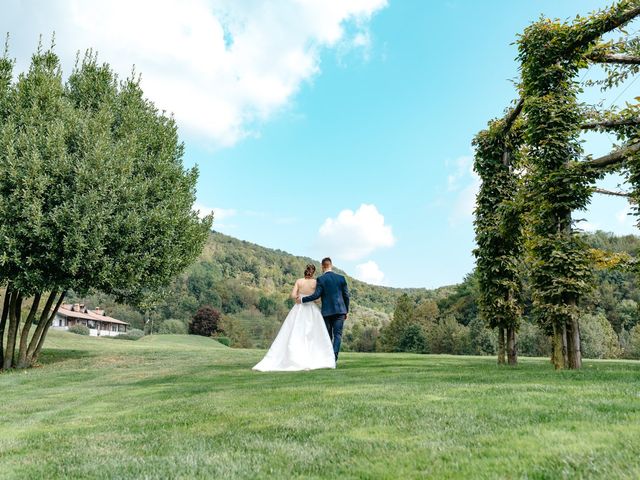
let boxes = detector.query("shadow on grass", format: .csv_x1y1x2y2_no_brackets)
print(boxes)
38,348,97,366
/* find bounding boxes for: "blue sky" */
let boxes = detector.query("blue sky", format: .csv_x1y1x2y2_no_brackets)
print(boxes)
2,0,638,288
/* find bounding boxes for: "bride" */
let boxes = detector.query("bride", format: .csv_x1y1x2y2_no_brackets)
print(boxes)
253,264,336,372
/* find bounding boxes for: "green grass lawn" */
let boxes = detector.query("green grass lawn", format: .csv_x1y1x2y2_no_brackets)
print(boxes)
1,331,639,479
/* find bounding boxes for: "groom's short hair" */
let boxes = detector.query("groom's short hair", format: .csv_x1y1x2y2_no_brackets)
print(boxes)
321,257,332,266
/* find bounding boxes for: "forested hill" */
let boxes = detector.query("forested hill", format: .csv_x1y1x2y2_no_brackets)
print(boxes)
192,231,449,313
71,231,452,345
69,230,640,356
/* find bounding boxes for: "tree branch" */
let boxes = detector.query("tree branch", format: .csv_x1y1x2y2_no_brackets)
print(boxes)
582,141,640,168
592,187,631,198
582,117,640,130
587,53,640,65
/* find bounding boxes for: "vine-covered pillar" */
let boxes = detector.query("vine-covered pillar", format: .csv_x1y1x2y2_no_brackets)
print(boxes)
516,3,638,368
473,121,523,366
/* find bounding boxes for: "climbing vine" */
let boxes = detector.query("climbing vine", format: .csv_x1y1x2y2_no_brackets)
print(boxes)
474,0,640,369
473,119,523,365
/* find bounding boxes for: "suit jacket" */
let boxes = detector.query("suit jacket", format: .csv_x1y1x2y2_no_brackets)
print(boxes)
302,271,350,317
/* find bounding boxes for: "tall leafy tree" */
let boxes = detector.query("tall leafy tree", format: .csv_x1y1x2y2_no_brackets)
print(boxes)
379,293,415,351
0,44,212,369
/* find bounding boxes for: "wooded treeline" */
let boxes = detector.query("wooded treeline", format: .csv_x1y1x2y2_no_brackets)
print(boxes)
59,230,640,359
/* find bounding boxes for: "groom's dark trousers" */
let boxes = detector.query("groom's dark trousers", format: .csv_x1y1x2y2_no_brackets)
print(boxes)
324,314,345,361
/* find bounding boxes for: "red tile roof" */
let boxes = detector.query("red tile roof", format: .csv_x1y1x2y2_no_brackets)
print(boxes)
57,305,130,325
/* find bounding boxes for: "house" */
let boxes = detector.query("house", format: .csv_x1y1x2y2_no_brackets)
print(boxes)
52,304,129,337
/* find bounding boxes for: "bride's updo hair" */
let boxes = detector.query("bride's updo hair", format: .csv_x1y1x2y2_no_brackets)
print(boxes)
304,264,316,279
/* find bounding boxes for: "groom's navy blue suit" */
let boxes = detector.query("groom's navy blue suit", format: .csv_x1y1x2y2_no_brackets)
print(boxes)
302,271,350,361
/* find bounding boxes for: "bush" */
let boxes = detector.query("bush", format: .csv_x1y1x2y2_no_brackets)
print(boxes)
398,324,428,353
68,324,90,336
189,306,221,337
354,326,380,352
257,296,278,316
116,328,145,341
468,316,495,355
580,313,621,359
215,336,231,347
518,322,550,357
625,325,640,359
429,316,472,355
218,315,254,348
158,319,188,334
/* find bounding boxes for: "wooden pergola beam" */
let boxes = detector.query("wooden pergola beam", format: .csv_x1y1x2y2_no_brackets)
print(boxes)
592,187,631,198
503,98,524,135
582,141,640,168
581,117,640,129
567,4,640,53
586,53,640,65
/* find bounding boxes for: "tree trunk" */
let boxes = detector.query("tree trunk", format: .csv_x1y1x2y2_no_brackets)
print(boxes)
16,293,42,369
567,315,582,369
3,291,23,369
561,322,569,367
551,322,566,370
29,291,66,366
26,291,60,362
0,286,12,369
507,326,518,365
497,327,506,364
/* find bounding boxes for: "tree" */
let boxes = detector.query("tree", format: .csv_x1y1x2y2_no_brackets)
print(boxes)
257,296,278,316
159,319,188,334
189,306,221,337
398,324,428,354
0,44,212,369
379,293,415,351
580,313,622,359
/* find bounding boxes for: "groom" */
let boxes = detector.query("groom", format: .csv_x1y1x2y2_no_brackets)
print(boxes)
297,257,350,362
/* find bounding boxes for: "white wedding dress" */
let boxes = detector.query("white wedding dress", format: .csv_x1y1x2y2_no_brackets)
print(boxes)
253,301,336,372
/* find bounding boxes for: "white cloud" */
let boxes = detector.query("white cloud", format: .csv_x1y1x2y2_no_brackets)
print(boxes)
616,205,633,226
446,154,480,226
2,0,387,147
355,260,385,285
193,203,237,221
318,204,395,261
576,219,599,232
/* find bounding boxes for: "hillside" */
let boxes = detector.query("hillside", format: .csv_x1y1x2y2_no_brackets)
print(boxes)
69,231,451,347
67,230,640,357
1,330,638,479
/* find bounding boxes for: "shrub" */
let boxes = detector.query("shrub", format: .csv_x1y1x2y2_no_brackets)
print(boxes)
158,319,188,334
518,322,550,357
257,296,278,316
625,325,640,359
398,324,428,354
354,326,380,352
68,324,90,336
580,313,621,359
215,336,231,347
429,316,472,355
116,328,145,341
189,306,221,337
469,316,495,355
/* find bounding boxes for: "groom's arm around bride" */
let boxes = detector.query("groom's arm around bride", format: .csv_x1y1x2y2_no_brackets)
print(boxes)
297,258,350,319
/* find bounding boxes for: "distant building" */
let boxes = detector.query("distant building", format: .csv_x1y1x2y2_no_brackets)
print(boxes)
52,304,129,337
